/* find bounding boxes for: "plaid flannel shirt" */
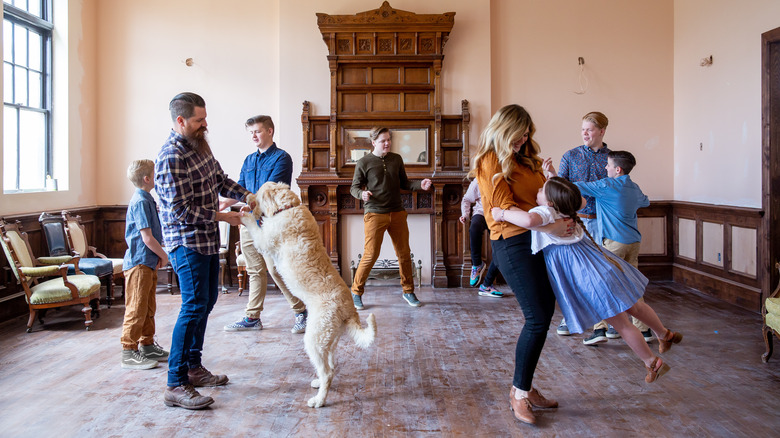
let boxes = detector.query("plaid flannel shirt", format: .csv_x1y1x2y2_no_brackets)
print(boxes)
155,130,249,255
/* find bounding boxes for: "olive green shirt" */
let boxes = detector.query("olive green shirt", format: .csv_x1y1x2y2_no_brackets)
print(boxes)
350,152,423,214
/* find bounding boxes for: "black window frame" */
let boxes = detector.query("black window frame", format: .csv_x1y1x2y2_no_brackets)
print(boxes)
3,0,53,192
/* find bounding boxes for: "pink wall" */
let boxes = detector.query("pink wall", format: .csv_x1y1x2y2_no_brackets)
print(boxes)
490,0,674,200
674,0,780,208
93,0,281,206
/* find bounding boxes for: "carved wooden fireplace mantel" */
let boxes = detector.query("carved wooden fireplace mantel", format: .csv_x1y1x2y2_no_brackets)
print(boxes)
296,2,470,287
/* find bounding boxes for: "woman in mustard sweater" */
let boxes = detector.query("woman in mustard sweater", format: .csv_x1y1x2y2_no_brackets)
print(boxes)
469,104,570,425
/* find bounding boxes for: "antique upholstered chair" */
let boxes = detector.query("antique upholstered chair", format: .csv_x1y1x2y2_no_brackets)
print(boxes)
0,219,101,332
62,210,125,304
39,212,115,307
762,263,780,362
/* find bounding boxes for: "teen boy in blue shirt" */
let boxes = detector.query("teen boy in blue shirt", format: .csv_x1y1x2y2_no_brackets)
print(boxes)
222,115,308,333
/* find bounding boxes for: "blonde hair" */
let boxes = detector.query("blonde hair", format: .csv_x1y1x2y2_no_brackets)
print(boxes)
127,159,154,188
468,104,542,186
582,111,609,130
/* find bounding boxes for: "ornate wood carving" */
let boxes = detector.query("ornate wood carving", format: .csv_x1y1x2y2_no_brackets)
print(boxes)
298,2,468,287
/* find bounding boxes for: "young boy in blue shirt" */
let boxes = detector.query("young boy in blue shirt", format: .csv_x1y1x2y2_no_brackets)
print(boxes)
121,159,170,369
574,150,653,344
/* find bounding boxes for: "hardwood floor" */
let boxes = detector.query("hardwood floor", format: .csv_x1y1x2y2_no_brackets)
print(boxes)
0,281,778,437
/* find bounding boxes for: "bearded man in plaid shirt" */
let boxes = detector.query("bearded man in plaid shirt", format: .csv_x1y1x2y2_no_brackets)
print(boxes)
155,92,250,410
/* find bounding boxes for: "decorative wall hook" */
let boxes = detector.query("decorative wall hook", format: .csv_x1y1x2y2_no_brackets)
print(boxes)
700,55,713,67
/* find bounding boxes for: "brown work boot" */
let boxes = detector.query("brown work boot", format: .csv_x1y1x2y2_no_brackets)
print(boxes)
163,384,214,410
188,366,229,387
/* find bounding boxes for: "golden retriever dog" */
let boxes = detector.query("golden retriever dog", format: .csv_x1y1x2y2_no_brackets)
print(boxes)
240,181,377,408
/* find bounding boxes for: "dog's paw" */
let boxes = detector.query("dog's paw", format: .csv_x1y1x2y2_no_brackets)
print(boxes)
311,379,320,388
307,396,325,408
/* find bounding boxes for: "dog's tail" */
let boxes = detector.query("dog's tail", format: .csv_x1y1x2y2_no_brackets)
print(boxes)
347,313,376,349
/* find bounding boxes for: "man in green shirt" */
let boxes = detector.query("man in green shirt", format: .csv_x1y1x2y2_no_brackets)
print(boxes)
350,127,432,309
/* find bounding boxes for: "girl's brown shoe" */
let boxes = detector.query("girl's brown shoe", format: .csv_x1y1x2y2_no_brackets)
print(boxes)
645,357,671,383
658,330,683,354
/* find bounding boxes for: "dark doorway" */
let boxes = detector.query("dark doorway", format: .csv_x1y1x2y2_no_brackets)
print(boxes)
762,26,780,300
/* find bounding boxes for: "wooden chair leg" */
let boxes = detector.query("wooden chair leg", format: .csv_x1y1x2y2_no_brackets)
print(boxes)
763,327,774,363
168,265,175,295
237,266,246,296
82,304,93,331
26,309,37,333
105,273,113,308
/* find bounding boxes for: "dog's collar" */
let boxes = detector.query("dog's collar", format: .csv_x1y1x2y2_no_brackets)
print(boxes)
272,204,296,216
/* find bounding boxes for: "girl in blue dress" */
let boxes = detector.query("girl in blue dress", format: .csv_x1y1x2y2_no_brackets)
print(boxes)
492,176,682,383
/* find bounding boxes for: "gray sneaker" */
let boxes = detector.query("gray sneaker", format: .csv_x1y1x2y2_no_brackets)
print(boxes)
122,349,158,370
353,294,365,310
140,341,169,361
224,317,262,331
403,293,422,307
583,329,608,346
291,310,307,334
606,325,621,339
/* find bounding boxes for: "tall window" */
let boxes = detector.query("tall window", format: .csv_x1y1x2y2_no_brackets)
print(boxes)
3,0,52,192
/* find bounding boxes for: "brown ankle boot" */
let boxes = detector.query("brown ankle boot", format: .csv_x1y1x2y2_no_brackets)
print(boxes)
645,357,671,383
658,330,683,354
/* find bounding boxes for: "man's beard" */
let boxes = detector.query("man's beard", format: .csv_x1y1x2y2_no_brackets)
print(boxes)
186,128,212,156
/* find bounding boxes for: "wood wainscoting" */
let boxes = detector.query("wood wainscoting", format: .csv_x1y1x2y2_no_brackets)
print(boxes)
638,201,764,312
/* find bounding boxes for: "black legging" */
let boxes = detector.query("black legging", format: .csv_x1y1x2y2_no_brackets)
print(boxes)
491,231,556,391
469,214,500,285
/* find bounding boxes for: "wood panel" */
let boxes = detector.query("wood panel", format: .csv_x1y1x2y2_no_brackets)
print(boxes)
404,93,430,111
373,93,399,111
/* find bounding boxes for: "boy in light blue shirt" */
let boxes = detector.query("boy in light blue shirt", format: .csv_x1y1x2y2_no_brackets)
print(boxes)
575,150,652,344
121,159,170,370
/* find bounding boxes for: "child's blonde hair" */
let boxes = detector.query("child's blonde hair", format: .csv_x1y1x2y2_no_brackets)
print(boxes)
127,159,154,188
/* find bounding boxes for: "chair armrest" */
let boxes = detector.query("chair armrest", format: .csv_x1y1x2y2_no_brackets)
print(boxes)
37,255,73,265
19,265,65,277
88,245,108,259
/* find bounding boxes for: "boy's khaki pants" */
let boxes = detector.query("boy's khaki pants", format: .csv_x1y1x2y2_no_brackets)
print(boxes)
120,264,157,350
595,239,648,332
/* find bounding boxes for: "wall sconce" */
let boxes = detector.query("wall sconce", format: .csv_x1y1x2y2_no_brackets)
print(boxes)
184,58,194,67
700,55,713,67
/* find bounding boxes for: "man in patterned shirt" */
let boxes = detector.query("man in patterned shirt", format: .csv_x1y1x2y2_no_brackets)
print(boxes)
554,112,650,346
555,112,610,339
156,92,250,410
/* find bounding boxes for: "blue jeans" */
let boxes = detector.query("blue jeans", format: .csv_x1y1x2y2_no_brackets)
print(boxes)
491,232,556,391
167,246,220,387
